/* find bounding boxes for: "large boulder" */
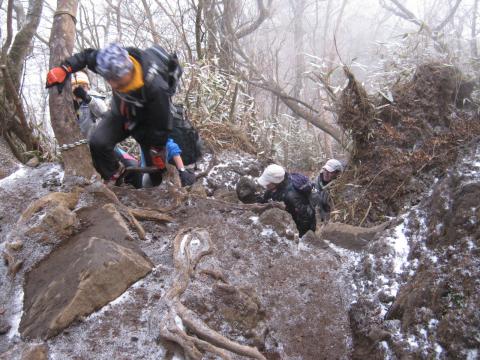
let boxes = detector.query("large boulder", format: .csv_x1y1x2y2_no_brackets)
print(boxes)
19,204,153,339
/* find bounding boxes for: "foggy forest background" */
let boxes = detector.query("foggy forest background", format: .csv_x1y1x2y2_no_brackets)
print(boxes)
0,0,478,171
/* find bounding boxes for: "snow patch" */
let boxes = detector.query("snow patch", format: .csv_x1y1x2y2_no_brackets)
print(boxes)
190,238,201,248
7,287,24,339
180,234,190,255
427,318,438,329
466,349,478,360
389,222,410,274
407,335,419,348
0,167,27,188
434,343,444,357
175,315,186,331
261,228,275,237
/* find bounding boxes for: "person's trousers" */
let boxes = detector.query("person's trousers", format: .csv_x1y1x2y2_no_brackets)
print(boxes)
89,114,164,186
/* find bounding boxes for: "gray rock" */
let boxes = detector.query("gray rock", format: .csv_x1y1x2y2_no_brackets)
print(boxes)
26,157,40,168
19,205,153,339
259,207,297,238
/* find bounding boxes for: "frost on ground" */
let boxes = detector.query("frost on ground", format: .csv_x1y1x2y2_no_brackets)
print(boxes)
1,153,352,360
0,143,478,359
0,164,64,355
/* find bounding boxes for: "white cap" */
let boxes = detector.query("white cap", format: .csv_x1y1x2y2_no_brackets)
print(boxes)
257,164,285,188
71,71,90,86
322,159,343,173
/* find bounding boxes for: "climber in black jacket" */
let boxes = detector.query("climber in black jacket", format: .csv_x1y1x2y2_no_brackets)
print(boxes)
46,43,180,186
257,164,316,237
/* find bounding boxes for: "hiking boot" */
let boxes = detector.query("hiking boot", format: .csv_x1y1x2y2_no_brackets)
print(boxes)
103,162,126,186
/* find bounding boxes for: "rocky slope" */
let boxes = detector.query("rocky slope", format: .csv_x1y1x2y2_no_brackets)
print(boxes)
0,141,478,359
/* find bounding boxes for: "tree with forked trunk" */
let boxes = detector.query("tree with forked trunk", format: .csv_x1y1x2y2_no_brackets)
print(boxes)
0,0,45,162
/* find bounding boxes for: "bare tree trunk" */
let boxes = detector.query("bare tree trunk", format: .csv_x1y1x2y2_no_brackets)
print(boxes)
0,0,44,161
472,0,479,58
195,0,204,60
141,0,161,43
204,0,217,60
219,0,343,145
289,0,306,164
48,0,95,179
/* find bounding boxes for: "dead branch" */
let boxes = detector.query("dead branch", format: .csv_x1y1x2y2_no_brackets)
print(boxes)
382,0,453,55
129,208,174,223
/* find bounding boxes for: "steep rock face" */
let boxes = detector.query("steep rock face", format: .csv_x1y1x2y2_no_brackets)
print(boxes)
19,205,153,340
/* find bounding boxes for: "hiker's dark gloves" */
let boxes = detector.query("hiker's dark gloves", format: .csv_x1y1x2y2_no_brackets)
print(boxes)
73,86,91,103
178,169,195,187
46,64,72,93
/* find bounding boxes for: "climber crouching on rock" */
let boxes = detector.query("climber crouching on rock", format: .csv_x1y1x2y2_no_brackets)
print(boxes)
46,42,181,186
256,164,316,237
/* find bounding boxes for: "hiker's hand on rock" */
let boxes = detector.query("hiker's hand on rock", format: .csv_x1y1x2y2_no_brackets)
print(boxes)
46,65,71,92
73,86,91,103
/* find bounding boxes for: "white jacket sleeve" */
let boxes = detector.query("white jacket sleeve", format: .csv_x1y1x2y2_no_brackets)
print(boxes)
88,96,108,119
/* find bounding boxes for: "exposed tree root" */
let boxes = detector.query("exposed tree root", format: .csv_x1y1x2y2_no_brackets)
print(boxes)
176,302,266,360
199,268,228,283
129,208,174,223
19,190,81,223
87,183,175,240
189,194,285,214
158,227,266,360
2,250,23,277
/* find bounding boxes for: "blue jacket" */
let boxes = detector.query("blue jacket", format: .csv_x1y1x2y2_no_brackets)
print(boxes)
166,138,182,162
140,137,181,167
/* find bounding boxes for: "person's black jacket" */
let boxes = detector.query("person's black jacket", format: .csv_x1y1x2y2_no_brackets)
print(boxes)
261,174,316,237
310,172,331,221
64,47,172,148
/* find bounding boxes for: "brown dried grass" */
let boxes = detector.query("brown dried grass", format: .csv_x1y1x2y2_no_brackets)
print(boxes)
332,63,480,226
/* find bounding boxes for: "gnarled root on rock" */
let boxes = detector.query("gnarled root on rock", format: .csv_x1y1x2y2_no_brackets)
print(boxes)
158,228,266,360
87,183,173,240
2,251,23,277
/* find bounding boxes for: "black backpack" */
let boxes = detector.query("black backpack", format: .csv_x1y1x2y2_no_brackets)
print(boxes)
169,104,203,166
144,45,183,96
289,173,313,194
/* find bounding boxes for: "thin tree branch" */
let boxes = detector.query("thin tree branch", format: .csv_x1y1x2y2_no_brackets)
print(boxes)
434,0,462,32
1,0,14,58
